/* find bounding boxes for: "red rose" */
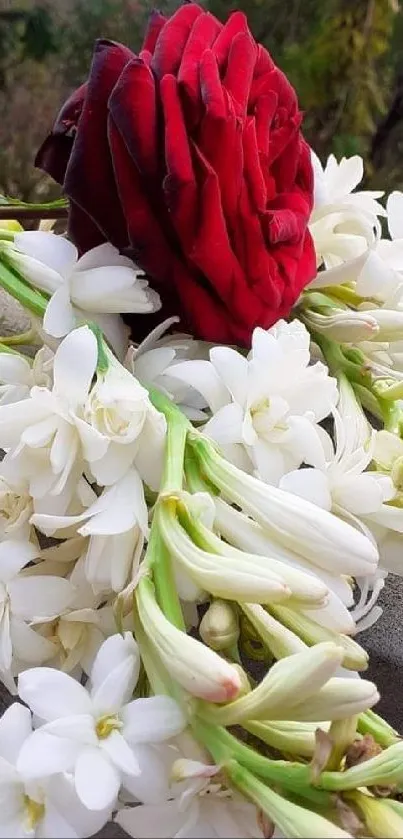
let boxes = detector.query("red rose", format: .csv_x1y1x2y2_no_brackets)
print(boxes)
36,4,316,345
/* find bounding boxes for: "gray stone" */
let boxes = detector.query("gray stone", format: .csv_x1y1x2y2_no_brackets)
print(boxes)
0,288,31,337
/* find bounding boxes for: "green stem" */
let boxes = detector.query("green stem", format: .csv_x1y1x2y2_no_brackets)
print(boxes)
358,709,400,747
146,522,186,631
0,257,48,317
191,717,329,806
0,341,22,356
142,389,190,629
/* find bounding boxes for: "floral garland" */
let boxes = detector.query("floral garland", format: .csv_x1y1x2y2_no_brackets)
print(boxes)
1,4,403,837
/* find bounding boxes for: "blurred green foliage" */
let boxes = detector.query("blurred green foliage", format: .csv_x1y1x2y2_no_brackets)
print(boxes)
0,0,402,201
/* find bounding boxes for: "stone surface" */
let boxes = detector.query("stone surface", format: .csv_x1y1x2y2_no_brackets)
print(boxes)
0,288,31,336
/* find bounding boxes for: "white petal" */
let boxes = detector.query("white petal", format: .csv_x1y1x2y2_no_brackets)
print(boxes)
0,540,38,584
43,286,76,338
15,231,78,278
252,439,287,486
10,619,56,665
80,469,148,536
17,728,82,778
71,266,140,310
101,730,140,775
0,399,51,449
167,361,229,413
76,243,133,271
45,773,112,837
280,469,332,510
89,313,129,362
0,703,32,763
18,668,92,720
387,191,403,240
209,346,248,406
89,441,137,486
38,798,78,839
90,632,139,695
116,800,185,839
122,743,172,804
121,696,185,745
0,355,32,387
203,403,244,446
91,657,138,718
38,715,97,745
9,576,74,620
75,747,120,810
53,326,98,407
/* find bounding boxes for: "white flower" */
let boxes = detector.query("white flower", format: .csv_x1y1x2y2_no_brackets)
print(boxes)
127,317,210,420
279,378,397,539
82,345,166,487
0,702,111,837
0,540,74,689
10,232,160,358
116,757,264,839
17,633,186,811
357,191,403,305
33,558,124,675
31,468,148,594
311,152,385,219
0,469,32,540
0,346,53,406
170,320,337,486
0,326,99,514
309,151,385,289
0,326,165,514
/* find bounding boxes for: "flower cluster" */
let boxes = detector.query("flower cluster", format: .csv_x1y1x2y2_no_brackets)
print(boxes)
0,3,403,838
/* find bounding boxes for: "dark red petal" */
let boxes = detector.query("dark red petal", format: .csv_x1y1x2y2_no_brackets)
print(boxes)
160,75,198,248
151,4,203,78
178,12,221,123
212,11,248,70
108,115,175,279
64,39,134,250
35,83,88,185
199,49,226,119
141,10,167,54
199,80,243,224
243,117,267,212
223,31,256,117
109,58,159,180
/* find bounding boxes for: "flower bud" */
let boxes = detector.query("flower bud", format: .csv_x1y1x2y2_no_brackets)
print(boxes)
245,719,322,758
199,600,239,651
270,604,369,671
136,577,241,703
321,742,403,791
366,308,403,341
190,436,378,575
241,603,307,659
352,791,403,838
304,308,379,342
201,642,344,725
158,499,291,603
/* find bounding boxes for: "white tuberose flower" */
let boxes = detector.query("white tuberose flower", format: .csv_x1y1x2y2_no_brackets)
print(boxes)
0,702,111,837
309,151,385,289
116,757,264,839
357,190,403,305
171,320,337,485
0,540,74,687
17,633,186,811
0,346,53,407
10,232,160,357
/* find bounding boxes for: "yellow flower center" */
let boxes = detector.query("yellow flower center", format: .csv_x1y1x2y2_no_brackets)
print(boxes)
95,714,122,739
24,795,45,830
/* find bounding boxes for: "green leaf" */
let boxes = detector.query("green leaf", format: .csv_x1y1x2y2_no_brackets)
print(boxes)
0,195,68,210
